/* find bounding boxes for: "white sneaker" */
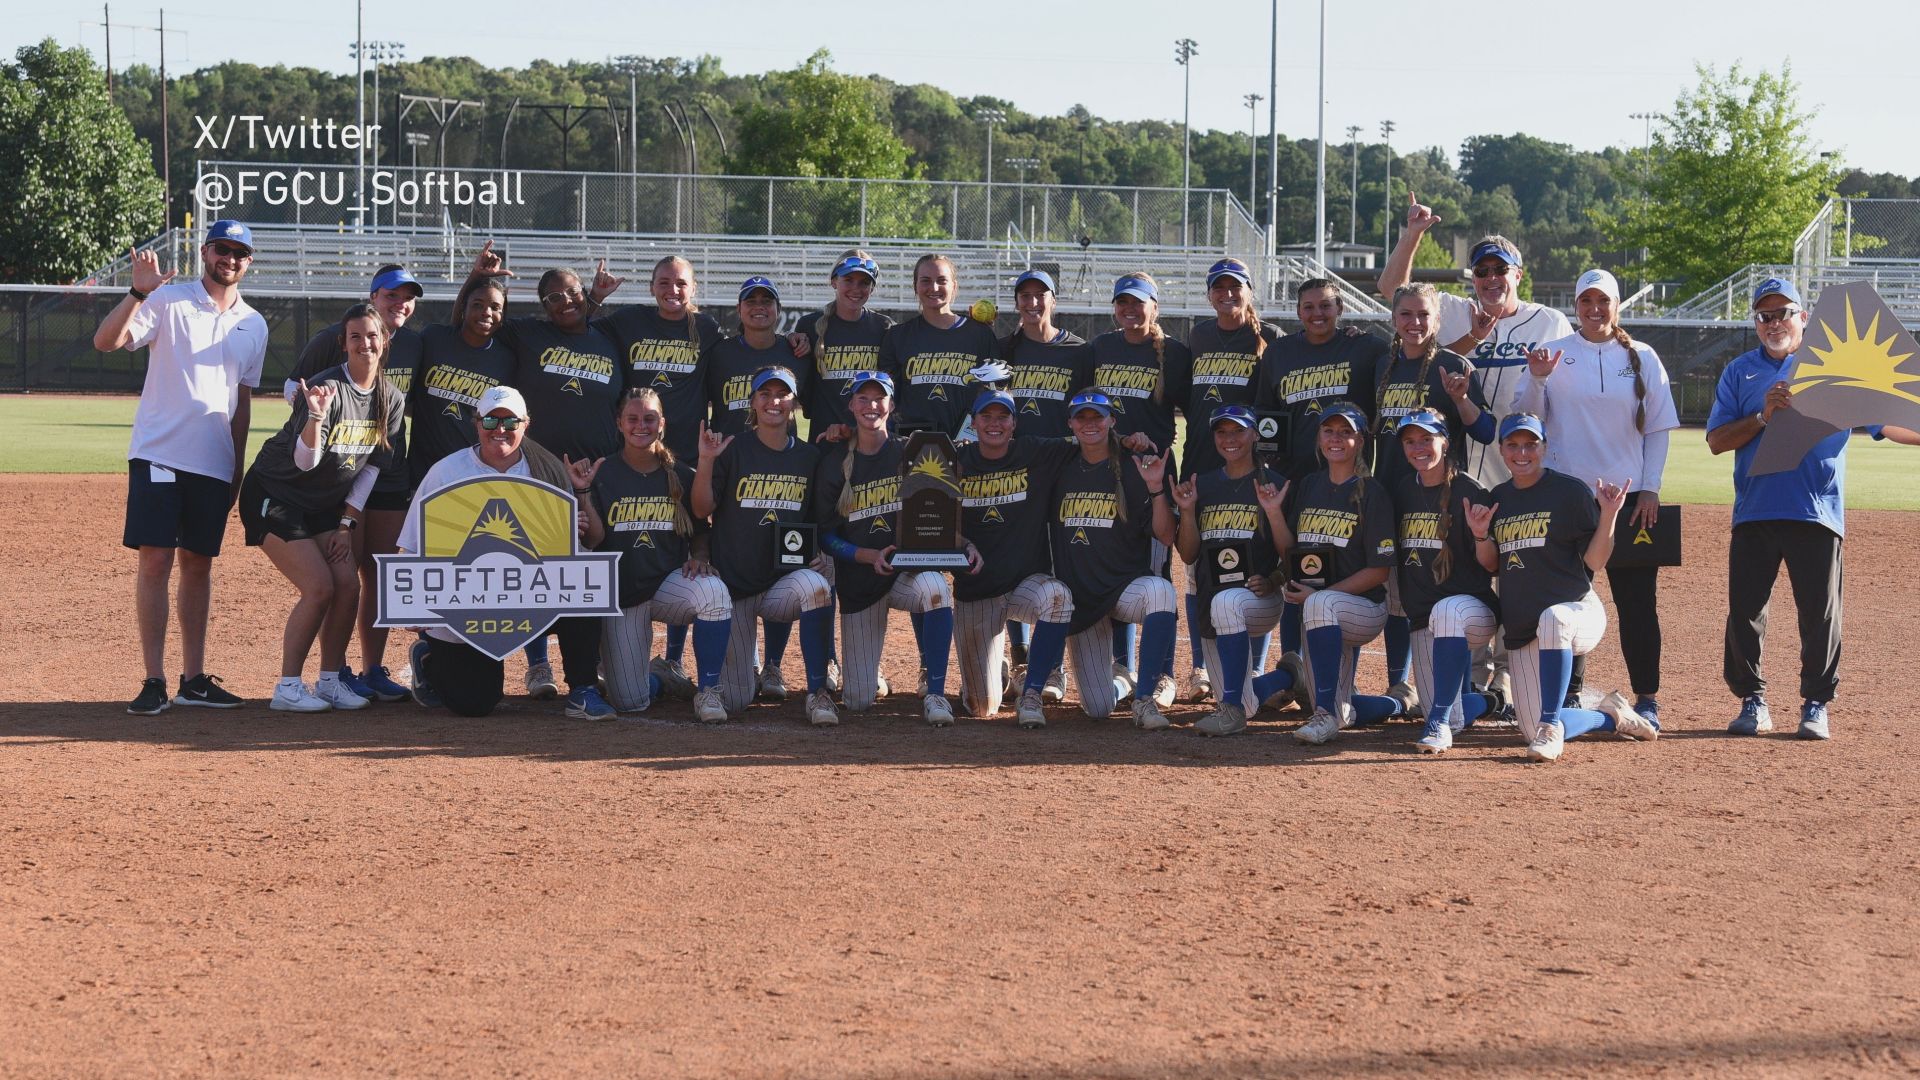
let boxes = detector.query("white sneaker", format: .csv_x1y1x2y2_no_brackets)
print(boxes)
1196,701,1247,737
924,694,955,727
1042,667,1067,704
1187,668,1212,703
1527,721,1566,762
1016,688,1046,729
693,686,728,723
1599,690,1659,741
757,665,789,702
1387,679,1422,720
270,680,331,713
824,659,843,694
524,661,558,700
1152,674,1178,710
1111,661,1136,701
1415,723,1453,755
1131,698,1170,732
1294,703,1351,745
314,676,369,711
805,690,839,727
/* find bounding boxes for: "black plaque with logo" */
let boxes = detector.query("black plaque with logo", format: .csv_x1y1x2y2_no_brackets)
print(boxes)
775,522,817,567
1254,410,1290,460
1287,543,1334,590
1606,502,1682,568
891,431,970,569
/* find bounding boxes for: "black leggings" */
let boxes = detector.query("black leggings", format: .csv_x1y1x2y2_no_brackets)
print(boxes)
1565,564,1661,698
426,617,603,717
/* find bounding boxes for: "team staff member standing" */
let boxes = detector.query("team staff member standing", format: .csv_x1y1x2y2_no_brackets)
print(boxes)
791,251,894,432
95,220,267,715
1466,414,1655,762
286,265,426,702
1706,278,1920,739
239,304,406,712
1514,269,1679,724
497,266,627,463
1378,194,1572,488
879,254,998,437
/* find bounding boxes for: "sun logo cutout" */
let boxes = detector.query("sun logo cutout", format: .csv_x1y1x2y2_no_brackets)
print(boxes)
1792,294,1920,407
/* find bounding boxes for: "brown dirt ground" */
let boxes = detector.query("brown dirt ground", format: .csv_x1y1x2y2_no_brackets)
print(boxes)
3,474,1919,1079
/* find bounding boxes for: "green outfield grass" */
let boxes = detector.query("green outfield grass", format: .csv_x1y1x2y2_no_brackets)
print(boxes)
3,394,1916,510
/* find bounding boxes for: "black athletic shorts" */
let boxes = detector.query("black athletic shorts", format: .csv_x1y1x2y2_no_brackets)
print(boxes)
364,486,413,513
123,459,233,556
239,471,340,547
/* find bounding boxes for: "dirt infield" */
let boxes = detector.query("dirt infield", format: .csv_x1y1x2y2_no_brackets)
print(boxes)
4,474,1919,1078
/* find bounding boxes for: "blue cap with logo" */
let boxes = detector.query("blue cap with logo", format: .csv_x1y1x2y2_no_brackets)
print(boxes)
1068,390,1115,418
205,219,254,253
1317,401,1369,433
1209,404,1256,428
1206,258,1252,288
1498,412,1546,441
751,366,800,394
832,255,878,281
1396,409,1449,437
1751,277,1803,309
971,389,1016,415
1468,240,1521,268
847,369,894,397
1013,269,1056,294
738,276,781,303
1112,274,1157,302
370,266,422,298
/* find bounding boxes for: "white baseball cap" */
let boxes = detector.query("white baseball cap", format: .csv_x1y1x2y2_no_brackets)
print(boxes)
1574,268,1621,303
476,385,528,419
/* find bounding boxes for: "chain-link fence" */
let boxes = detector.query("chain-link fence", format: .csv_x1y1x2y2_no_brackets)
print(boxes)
194,161,1263,251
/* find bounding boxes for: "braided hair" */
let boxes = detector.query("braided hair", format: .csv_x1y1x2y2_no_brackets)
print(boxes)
1610,325,1649,433
619,387,693,539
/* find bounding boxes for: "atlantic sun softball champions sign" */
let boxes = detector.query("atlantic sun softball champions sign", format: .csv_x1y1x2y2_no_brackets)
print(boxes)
376,475,619,659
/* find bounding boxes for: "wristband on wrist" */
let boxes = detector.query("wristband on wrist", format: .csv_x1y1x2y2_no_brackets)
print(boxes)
1472,533,1489,542
128,286,149,302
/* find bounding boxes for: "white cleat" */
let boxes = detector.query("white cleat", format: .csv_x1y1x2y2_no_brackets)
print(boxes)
1015,688,1047,729
1152,674,1178,710
1599,690,1659,741
1041,667,1067,704
924,694,955,727
1414,722,1453,755
1294,703,1352,745
757,665,789,702
1196,701,1247,737
1187,668,1212,703
693,686,728,724
1131,698,1171,732
1527,721,1566,762
824,659,843,694
806,691,840,727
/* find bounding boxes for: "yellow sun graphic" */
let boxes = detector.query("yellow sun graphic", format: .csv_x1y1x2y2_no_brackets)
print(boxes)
907,448,958,491
473,508,527,545
1792,294,1920,407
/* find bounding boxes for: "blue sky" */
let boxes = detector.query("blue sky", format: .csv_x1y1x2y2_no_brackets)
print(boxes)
16,0,1920,177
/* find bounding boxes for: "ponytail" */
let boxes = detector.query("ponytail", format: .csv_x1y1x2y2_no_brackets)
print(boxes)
1432,462,1457,584
1612,325,1648,433
837,441,859,519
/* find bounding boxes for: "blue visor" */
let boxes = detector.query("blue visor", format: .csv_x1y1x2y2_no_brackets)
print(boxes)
1209,404,1256,428
1068,391,1115,418
1112,275,1157,302
848,370,894,397
1498,412,1545,441
1014,269,1056,293
751,366,799,394
1396,409,1448,437
1469,240,1521,268
370,267,422,297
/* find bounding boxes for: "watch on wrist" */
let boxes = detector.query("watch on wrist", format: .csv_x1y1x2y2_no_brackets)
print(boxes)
338,517,359,531
1755,411,1768,427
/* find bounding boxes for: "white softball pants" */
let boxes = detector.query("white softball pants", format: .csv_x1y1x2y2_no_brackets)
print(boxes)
718,568,833,716
1509,590,1608,742
1410,594,1499,732
1067,575,1177,719
1196,587,1286,709
954,573,1074,717
1302,588,1387,713
602,570,734,712
841,570,952,712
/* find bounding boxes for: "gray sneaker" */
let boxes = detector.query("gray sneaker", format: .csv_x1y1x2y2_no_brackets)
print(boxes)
1196,701,1248,737
524,661,558,700
1015,687,1047,729
1131,698,1170,732
650,657,694,700
1728,695,1772,735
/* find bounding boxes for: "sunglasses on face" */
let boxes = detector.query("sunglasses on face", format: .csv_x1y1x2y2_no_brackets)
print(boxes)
541,287,584,305
1471,265,1511,279
478,416,524,431
1754,306,1802,324
209,243,253,260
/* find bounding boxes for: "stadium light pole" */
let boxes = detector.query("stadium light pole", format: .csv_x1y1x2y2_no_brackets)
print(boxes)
1380,119,1395,256
1244,93,1263,215
1313,0,1327,268
615,56,646,232
977,107,1007,241
353,0,364,231
1266,0,1279,262
1005,156,1040,239
349,40,404,229
1346,125,1361,245
1175,38,1198,248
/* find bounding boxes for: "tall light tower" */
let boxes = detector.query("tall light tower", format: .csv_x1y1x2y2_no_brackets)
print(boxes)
1005,156,1040,239
1380,118,1396,255
1346,125,1362,245
1174,38,1199,248
977,107,1007,241
1244,93,1264,215
349,39,405,229
1312,0,1327,268
1266,0,1279,260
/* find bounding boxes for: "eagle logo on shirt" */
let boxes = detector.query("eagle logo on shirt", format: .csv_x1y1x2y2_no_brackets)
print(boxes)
1405,550,1422,567
562,377,584,396
634,532,655,548
1204,385,1221,402
1505,550,1525,571
1071,527,1089,545
981,507,1005,525
443,402,463,420
760,510,780,526
929,386,948,402
651,372,674,389
1020,400,1041,416
870,516,893,534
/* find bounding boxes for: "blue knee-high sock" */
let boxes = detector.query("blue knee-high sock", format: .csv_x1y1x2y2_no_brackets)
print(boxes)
763,618,792,668
691,617,730,689
1251,667,1295,703
1112,618,1136,671
1025,621,1069,692
826,605,839,664
918,607,954,696
798,607,833,693
1306,624,1344,713
1427,636,1471,736
1185,595,1207,673
1535,647,1609,736
1281,601,1303,656
664,622,688,664
1214,631,1248,706
524,635,550,666
1137,612,1175,688
1385,614,1411,685
1250,631,1273,674
1350,642,1398,723
1007,620,1029,664
1459,693,1491,729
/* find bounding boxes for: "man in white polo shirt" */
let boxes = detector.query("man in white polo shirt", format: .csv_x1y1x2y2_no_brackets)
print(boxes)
92,219,269,715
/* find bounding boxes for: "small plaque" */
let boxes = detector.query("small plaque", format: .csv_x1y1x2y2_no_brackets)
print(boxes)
1254,410,1290,457
1208,541,1250,587
893,431,969,569
776,522,816,567
1288,544,1333,590
1607,503,1682,568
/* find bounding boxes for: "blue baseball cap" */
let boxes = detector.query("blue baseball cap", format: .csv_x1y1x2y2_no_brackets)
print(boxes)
1396,409,1449,437
1468,240,1521,268
1068,390,1115,418
1498,412,1546,441
1317,401,1369,433
1207,258,1252,288
1209,404,1256,428
370,266,422,298
848,370,894,397
1751,277,1802,309
751,366,799,394
738,276,781,303
971,389,1016,415
831,255,878,281
1112,275,1157,302
1013,269,1056,294
205,219,254,253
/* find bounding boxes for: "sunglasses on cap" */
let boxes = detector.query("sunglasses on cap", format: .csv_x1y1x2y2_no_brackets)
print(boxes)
1209,404,1256,427
478,415,525,431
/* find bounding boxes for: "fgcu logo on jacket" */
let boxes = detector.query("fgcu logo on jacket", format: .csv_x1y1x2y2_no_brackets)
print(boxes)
377,476,620,658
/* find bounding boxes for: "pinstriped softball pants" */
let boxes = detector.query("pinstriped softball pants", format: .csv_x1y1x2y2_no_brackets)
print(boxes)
718,569,833,716
1411,594,1498,732
1068,576,1177,719
601,570,734,712
1196,587,1286,709
1509,591,1607,742
955,573,1073,717
1302,589,1387,714
841,571,951,712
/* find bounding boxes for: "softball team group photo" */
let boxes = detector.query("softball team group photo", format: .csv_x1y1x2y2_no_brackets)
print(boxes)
104,202,1918,763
